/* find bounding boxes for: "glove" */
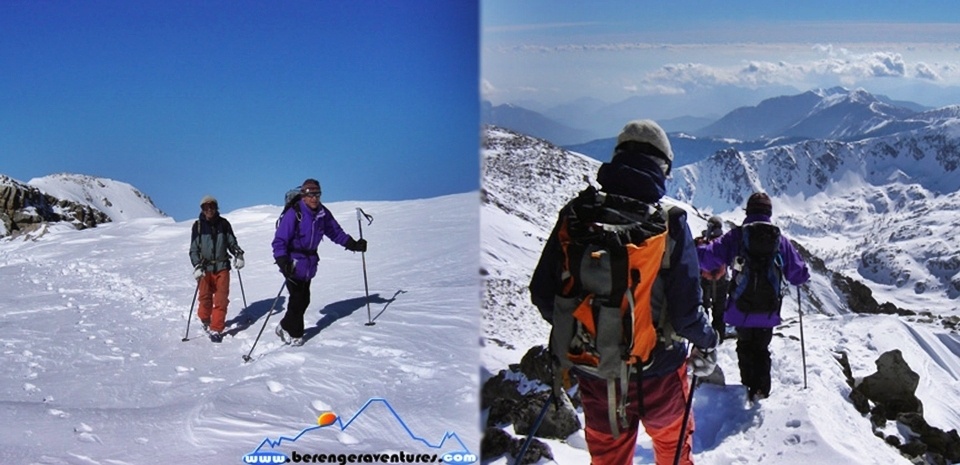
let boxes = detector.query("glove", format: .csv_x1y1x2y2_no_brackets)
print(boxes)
345,237,368,253
690,346,718,377
234,254,245,270
193,266,204,281
275,256,294,277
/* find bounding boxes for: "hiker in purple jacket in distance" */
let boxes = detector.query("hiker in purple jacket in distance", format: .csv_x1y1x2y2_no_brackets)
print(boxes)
271,178,368,346
697,192,810,402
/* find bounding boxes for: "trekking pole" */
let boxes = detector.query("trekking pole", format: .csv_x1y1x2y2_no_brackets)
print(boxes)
798,286,807,389
356,208,375,326
673,374,698,465
181,279,201,342
242,281,287,363
236,268,248,310
513,391,555,465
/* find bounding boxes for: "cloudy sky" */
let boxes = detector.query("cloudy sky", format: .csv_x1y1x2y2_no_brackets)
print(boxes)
2,1,479,221
482,1,960,116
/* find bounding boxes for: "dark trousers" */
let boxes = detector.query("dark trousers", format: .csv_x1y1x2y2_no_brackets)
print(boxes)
280,278,312,338
736,327,773,396
700,277,729,338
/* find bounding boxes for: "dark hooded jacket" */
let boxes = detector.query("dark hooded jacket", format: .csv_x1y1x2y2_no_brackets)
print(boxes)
529,155,717,379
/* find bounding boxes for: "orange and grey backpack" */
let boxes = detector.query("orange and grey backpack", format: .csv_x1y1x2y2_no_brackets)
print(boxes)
549,186,680,437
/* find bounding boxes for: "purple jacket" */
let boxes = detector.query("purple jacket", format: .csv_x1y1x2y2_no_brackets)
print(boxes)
697,214,810,328
272,200,351,281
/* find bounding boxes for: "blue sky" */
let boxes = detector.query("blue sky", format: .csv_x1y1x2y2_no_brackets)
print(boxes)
483,1,960,115
1,1,479,221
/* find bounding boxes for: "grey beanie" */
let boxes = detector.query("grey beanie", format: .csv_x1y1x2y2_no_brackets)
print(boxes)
614,119,674,175
200,195,218,207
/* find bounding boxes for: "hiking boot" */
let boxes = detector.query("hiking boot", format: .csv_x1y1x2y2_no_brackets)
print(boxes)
275,324,290,344
291,337,304,347
209,332,223,343
201,319,211,332
748,388,769,403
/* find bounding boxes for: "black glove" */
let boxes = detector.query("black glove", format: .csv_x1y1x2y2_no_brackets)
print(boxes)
345,237,368,253
275,256,294,277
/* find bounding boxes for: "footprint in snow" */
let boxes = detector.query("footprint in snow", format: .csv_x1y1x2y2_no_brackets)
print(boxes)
266,380,284,393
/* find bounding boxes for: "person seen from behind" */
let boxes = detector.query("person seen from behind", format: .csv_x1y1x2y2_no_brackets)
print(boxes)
695,216,730,342
529,120,719,465
697,192,810,401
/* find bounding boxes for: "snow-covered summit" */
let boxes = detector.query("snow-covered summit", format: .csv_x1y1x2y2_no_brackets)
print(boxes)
28,173,166,221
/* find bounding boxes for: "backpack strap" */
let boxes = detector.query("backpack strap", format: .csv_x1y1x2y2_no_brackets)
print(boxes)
653,206,686,346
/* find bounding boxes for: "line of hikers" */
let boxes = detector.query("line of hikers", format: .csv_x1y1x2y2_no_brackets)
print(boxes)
188,178,368,344
529,119,810,465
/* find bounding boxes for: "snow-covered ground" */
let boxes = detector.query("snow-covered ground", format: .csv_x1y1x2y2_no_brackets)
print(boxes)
480,126,960,464
482,205,960,465
0,193,480,465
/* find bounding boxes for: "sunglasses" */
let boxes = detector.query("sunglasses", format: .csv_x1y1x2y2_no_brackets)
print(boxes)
201,203,217,211
302,190,321,198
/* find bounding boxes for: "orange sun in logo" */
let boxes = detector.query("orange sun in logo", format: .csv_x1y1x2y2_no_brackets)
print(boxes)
317,411,338,427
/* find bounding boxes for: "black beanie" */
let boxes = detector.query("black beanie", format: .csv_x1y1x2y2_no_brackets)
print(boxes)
746,192,773,216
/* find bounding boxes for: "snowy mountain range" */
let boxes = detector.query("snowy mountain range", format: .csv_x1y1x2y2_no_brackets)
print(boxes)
669,117,960,307
0,186,480,464
693,87,931,140
0,173,165,239
480,124,960,464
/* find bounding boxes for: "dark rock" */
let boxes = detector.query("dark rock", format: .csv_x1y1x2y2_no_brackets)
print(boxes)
486,397,519,428
897,412,960,463
481,370,522,410
518,345,554,384
480,427,515,462
513,391,581,440
835,351,854,388
853,350,922,419
511,437,553,465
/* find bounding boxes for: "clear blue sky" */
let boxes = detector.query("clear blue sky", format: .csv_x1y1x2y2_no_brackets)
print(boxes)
1,1,479,221
483,0,960,114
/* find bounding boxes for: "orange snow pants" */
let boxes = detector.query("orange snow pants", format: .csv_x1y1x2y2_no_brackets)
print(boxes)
578,363,694,465
197,269,230,332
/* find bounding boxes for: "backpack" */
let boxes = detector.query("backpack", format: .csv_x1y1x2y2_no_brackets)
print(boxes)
551,186,684,379
548,186,679,437
729,222,785,314
276,188,303,232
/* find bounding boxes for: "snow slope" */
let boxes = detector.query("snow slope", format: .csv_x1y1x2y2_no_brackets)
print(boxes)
480,126,960,464
0,193,480,465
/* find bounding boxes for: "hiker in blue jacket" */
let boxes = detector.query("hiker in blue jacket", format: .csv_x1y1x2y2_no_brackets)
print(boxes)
697,192,810,401
271,178,367,346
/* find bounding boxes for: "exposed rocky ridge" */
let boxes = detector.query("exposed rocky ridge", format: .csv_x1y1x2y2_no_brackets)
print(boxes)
0,175,111,238
840,350,960,464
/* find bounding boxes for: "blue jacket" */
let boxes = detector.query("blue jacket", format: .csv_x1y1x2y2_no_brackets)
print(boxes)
697,213,811,328
529,156,718,379
272,200,351,281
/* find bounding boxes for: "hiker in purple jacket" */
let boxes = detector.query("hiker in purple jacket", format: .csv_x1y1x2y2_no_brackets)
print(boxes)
271,178,368,346
697,192,810,401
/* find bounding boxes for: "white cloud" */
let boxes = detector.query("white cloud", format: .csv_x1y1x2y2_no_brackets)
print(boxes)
481,79,497,97
638,47,940,93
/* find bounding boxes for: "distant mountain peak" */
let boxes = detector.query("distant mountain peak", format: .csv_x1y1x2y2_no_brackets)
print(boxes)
0,173,166,238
